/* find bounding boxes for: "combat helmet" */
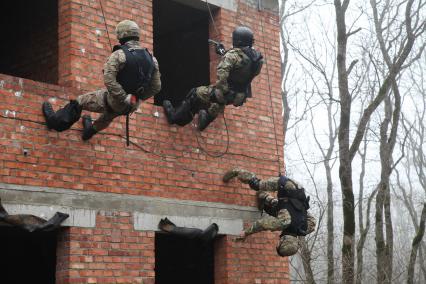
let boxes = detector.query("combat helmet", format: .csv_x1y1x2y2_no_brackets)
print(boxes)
232,26,254,47
116,20,140,42
276,235,299,257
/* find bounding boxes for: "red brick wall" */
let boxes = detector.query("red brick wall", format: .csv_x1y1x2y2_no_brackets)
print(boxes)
215,234,290,284
0,0,287,283
56,212,155,283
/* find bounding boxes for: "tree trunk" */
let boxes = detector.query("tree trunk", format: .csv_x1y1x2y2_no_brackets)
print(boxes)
326,161,335,284
334,1,355,282
300,238,316,284
407,204,426,284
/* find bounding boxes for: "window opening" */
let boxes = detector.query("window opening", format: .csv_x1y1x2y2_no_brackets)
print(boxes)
0,0,58,84
153,0,211,106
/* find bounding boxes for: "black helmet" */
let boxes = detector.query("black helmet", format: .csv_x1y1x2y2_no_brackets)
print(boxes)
232,26,254,47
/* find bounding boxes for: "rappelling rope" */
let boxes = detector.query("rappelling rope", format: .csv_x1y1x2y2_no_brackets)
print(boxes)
257,0,282,174
190,0,231,157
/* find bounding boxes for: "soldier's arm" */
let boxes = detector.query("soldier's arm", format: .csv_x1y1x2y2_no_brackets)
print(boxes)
103,50,127,103
139,57,161,100
214,50,240,100
243,214,288,238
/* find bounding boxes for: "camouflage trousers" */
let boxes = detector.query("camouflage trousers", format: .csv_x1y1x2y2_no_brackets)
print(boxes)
244,205,316,236
194,86,225,119
76,89,138,131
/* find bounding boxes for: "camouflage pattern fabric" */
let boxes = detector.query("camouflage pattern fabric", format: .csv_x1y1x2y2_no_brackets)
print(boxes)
276,235,299,257
76,40,161,131
223,168,317,256
244,208,291,236
189,48,258,120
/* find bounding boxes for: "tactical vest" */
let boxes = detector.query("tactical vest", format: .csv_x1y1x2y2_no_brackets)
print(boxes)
114,45,155,98
277,175,310,237
227,47,263,99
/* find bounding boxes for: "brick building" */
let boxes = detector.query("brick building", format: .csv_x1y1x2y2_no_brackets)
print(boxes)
0,0,286,283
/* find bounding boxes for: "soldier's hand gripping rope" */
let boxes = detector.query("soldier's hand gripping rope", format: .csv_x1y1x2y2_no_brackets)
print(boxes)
208,39,226,56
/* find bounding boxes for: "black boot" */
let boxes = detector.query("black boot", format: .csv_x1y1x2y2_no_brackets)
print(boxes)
198,109,215,131
163,99,193,126
162,100,176,124
42,102,55,130
42,100,82,132
82,115,97,141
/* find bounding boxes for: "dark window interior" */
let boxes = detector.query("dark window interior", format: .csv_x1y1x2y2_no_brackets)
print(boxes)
155,232,214,284
153,0,211,106
0,0,58,84
0,227,57,284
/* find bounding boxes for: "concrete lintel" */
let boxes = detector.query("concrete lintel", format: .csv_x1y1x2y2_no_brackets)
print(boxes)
0,183,260,230
134,213,243,235
2,203,96,228
173,0,236,12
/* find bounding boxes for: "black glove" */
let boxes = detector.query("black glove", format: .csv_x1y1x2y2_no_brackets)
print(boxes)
215,43,226,56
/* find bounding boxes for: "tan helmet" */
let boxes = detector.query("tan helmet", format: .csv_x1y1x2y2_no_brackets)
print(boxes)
276,235,299,257
115,20,140,40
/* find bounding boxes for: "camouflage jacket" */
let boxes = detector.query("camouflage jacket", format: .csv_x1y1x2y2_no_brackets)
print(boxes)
214,47,262,105
104,40,161,113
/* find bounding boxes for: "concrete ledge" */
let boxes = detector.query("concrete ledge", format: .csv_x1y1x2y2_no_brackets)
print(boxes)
173,0,236,12
0,183,260,232
2,203,96,228
134,212,243,235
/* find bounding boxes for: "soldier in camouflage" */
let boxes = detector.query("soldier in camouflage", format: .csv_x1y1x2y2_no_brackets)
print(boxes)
42,20,161,140
223,168,316,257
163,26,263,131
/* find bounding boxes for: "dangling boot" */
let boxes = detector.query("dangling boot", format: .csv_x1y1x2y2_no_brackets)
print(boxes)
158,217,176,232
82,115,97,141
42,100,82,132
163,99,193,126
199,223,219,243
162,100,176,124
42,102,56,130
197,109,215,131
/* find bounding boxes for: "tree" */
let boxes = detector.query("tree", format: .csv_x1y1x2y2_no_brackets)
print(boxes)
333,0,425,282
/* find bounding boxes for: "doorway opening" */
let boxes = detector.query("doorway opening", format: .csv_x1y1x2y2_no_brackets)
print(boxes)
0,226,57,284
153,0,212,106
155,232,215,284
0,0,58,84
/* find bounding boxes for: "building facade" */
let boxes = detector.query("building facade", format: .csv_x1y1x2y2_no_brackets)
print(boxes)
0,0,286,283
